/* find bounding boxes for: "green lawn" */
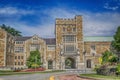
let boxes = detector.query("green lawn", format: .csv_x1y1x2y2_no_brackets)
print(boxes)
0,70,64,76
80,74,120,80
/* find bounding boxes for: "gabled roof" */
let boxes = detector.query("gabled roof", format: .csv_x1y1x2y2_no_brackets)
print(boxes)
83,36,114,42
15,36,32,41
43,38,56,45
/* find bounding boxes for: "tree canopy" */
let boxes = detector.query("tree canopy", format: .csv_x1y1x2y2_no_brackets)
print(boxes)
0,24,22,36
112,26,120,52
102,50,119,64
26,50,42,68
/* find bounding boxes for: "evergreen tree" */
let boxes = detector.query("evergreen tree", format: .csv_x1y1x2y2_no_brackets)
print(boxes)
27,50,42,68
112,26,120,56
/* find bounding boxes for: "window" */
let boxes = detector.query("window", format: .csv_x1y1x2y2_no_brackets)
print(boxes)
33,37,38,40
73,27,76,32
21,56,23,59
63,35,76,42
64,45,76,53
32,37,38,42
21,62,23,65
63,27,66,32
18,56,20,59
86,59,91,68
15,47,24,53
47,45,55,50
16,41,23,44
15,62,17,65
30,44,40,51
15,56,17,59
18,62,20,65
91,44,95,50
91,44,96,50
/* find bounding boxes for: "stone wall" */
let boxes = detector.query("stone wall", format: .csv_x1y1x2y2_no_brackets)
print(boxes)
84,41,111,68
0,28,14,68
46,45,56,69
55,15,84,69
0,28,6,67
6,33,14,68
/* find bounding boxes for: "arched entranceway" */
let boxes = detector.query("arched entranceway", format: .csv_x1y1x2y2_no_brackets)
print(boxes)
48,60,53,69
86,59,91,68
65,57,76,69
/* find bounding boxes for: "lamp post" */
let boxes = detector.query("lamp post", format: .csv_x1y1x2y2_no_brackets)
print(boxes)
83,50,86,73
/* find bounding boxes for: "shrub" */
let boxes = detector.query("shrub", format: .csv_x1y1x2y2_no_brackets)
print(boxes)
116,64,120,75
31,63,39,68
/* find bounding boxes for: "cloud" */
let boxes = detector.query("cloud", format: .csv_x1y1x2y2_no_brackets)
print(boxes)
104,3,119,10
0,6,120,38
103,0,120,11
43,8,120,36
0,7,34,15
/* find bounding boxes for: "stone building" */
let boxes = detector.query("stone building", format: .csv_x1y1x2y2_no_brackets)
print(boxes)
0,28,14,70
0,15,114,70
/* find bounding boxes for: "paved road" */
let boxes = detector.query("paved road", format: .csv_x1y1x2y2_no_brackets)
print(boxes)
0,70,95,80
0,72,66,80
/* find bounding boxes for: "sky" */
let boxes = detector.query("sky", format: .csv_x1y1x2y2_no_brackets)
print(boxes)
0,0,120,38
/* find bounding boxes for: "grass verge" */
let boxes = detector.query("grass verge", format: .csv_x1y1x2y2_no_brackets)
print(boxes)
80,74,120,80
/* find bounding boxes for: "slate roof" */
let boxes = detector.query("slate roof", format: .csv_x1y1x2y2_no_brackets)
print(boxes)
83,36,114,42
15,36,32,41
43,38,56,45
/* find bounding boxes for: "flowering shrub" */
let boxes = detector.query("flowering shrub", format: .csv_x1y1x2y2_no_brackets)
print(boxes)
21,67,45,72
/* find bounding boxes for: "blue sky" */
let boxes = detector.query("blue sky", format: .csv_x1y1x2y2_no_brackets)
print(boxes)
0,0,120,38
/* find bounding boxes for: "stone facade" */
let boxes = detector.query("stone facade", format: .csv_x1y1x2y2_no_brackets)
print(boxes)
0,28,14,69
0,15,114,70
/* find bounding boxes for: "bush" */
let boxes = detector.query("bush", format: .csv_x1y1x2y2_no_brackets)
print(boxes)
31,63,39,68
96,65,116,76
116,64,120,75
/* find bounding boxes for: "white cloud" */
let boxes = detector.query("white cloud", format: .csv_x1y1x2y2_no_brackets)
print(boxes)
104,3,119,10
103,0,120,10
0,7,120,38
0,7,34,15
43,8,120,36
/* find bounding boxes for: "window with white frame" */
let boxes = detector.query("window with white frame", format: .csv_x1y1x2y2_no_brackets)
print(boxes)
30,44,40,51
16,41,23,44
47,45,55,50
15,47,24,53
63,35,76,42
64,45,76,53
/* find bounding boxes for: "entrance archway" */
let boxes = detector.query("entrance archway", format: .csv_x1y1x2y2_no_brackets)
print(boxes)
65,57,75,69
48,60,53,69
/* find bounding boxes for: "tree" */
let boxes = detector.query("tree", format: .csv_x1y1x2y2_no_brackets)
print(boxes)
102,51,112,64
26,50,42,68
112,26,120,52
102,50,119,64
0,24,22,36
